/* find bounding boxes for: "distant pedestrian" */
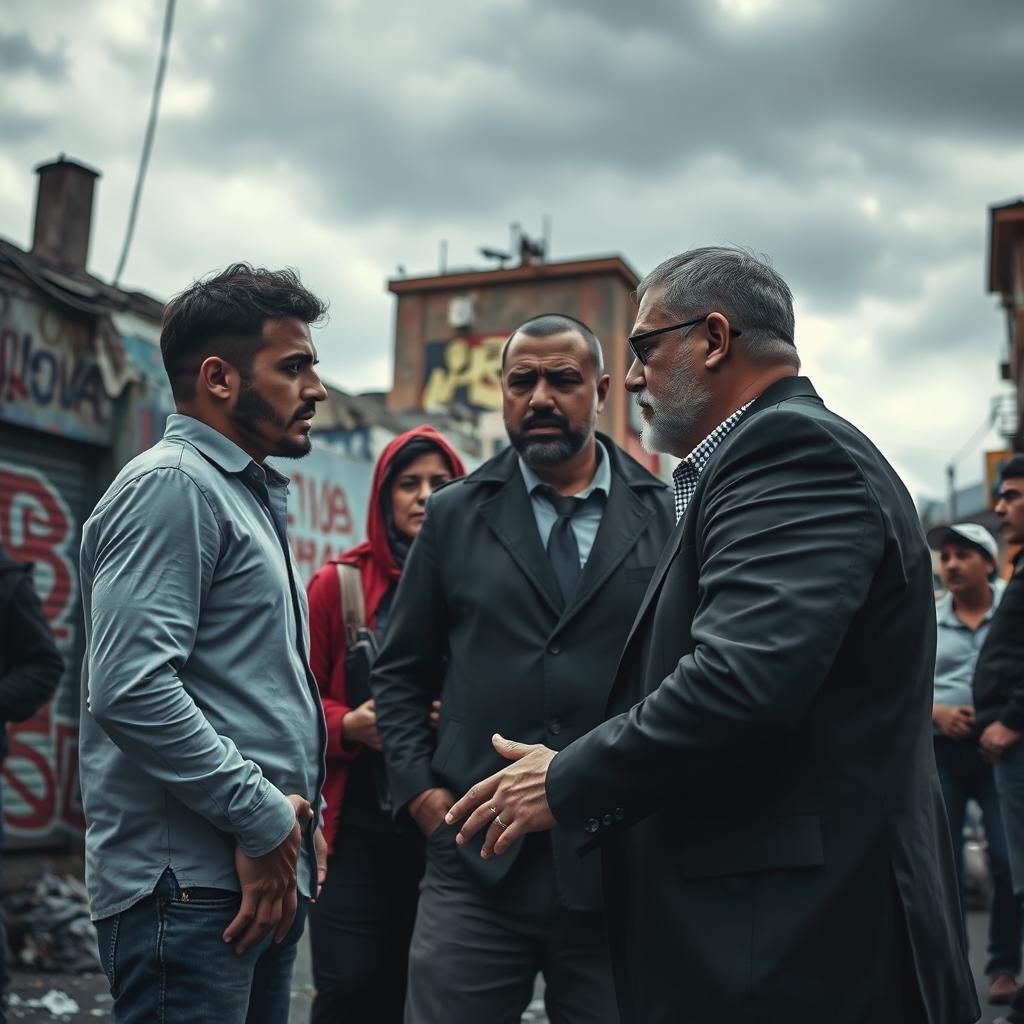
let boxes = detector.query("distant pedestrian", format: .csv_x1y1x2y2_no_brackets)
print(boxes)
372,314,674,1024
973,454,1024,1024
305,425,465,1023
79,264,329,1024
448,247,978,1024
927,522,1021,1006
0,547,63,1015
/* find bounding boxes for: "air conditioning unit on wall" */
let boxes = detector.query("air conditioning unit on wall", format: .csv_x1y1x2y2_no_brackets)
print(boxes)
448,295,475,329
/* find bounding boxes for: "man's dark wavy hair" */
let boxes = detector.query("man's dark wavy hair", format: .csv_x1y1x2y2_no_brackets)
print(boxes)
160,263,328,400
1000,454,1024,482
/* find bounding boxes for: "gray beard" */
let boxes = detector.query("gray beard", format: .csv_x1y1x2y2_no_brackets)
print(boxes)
636,388,711,456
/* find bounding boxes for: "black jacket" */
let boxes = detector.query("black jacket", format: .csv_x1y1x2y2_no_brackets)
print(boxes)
547,378,978,1024
973,556,1024,732
372,433,674,910
0,552,63,760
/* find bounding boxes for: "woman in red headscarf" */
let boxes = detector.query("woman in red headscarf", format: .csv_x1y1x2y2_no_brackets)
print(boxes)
306,425,465,1024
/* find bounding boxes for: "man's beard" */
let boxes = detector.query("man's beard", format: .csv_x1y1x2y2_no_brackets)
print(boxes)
505,410,592,467
231,378,313,459
635,360,711,456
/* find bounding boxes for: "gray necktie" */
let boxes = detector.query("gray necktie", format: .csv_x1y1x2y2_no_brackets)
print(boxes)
540,487,586,604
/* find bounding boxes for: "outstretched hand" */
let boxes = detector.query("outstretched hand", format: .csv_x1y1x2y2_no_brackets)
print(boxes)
445,734,557,859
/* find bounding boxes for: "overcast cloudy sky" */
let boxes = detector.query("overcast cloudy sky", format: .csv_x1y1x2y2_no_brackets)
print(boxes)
1,0,1021,501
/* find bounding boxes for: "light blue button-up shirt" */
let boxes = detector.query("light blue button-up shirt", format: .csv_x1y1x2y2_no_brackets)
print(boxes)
79,414,326,919
518,440,611,568
933,582,1004,709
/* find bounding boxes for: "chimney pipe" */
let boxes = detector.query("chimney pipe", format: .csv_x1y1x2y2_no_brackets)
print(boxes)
31,155,100,273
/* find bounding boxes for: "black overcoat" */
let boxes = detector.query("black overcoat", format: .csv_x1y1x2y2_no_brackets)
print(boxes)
547,378,979,1023
372,434,674,910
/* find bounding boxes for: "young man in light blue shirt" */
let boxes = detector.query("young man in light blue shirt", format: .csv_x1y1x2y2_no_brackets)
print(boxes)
80,264,329,1024
928,521,1021,1007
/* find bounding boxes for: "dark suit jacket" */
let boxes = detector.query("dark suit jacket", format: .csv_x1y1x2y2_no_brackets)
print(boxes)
372,433,674,910
973,556,1024,732
547,379,978,1023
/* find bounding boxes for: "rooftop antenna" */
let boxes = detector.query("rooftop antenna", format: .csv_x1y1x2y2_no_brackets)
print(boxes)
542,214,552,260
439,239,448,274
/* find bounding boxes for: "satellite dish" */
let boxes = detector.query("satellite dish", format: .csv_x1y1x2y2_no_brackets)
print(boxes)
479,247,510,267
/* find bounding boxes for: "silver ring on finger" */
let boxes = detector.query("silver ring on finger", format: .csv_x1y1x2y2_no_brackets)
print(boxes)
495,814,509,829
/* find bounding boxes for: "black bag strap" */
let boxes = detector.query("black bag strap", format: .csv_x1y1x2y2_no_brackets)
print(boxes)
335,563,365,648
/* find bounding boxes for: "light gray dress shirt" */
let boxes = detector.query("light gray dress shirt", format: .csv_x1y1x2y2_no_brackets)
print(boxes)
518,440,612,567
933,582,1004,709
79,414,326,919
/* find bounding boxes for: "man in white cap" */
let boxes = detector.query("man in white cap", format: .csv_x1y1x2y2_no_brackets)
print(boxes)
927,521,1021,1006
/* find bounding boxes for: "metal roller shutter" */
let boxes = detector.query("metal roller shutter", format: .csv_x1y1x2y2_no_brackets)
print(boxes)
0,423,99,849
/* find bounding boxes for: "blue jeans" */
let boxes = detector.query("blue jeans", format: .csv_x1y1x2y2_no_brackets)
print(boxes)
934,735,1022,976
94,869,307,1024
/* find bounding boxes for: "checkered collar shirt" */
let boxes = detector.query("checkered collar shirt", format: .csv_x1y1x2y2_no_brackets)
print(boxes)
672,402,754,521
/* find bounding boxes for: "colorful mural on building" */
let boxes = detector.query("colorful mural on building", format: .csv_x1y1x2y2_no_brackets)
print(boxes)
421,334,504,412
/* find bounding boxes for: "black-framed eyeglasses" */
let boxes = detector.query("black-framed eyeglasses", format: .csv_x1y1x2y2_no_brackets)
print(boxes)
628,315,742,366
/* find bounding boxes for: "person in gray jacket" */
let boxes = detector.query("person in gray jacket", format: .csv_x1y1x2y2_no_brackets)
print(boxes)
79,264,329,1024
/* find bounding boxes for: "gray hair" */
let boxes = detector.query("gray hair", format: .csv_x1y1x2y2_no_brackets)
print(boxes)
637,246,799,369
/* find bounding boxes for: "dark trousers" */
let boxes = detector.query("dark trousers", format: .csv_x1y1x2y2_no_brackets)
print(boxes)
94,869,307,1024
994,742,1024,1021
0,783,7,1022
934,735,1023,976
405,825,618,1024
308,824,424,1023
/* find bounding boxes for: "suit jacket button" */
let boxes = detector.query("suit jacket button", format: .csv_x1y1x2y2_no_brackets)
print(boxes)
614,807,625,821
548,643,561,655
549,718,562,735
585,818,600,834
602,812,614,827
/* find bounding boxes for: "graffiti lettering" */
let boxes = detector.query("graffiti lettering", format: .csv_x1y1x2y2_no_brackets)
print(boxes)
290,536,343,584
288,470,354,536
270,450,372,584
0,463,76,643
0,326,108,426
421,334,504,411
0,290,112,444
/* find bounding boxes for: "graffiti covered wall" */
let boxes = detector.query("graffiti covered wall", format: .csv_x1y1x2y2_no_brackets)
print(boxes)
0,285,112,446
272,445,373,583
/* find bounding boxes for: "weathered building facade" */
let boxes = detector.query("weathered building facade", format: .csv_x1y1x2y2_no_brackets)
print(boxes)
989,199,1024,449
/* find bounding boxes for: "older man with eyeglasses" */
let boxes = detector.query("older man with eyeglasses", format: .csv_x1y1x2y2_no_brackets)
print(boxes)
447,245,979,1024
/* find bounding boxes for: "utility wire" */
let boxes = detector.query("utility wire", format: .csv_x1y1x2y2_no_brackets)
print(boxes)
113,0,176,287
948,400,1000,470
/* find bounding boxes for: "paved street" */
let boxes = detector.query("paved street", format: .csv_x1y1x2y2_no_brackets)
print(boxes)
1,908,1009,1021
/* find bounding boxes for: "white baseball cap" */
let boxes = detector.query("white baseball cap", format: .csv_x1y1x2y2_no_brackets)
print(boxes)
926,522,998,561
